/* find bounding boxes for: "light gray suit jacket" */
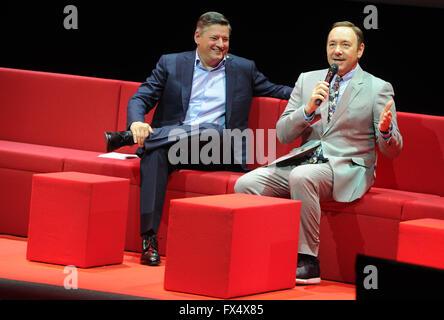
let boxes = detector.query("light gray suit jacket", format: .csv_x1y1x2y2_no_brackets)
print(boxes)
274,65,403,202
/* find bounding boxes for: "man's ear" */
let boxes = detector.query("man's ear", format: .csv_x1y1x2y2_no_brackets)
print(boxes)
194,30,200,46
358,42,365,59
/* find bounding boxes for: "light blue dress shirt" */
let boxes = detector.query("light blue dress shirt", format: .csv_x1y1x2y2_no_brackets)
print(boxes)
183,51,226,127
332,64,357,103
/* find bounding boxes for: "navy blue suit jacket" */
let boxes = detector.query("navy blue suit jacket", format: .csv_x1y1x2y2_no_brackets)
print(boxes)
127,50,293,167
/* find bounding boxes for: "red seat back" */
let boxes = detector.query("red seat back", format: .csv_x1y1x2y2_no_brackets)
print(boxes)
0,68,121,152
374,112,444,196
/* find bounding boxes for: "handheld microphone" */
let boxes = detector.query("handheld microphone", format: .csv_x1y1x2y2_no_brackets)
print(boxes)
315,63,339,106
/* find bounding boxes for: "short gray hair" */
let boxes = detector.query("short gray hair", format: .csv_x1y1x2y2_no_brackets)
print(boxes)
331,21,364,46
196,12,231,34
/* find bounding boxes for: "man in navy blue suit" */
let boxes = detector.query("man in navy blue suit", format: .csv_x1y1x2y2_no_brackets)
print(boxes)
126,12,293,266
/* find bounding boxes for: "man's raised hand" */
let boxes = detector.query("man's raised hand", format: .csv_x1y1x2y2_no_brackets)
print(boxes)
379,99,394,132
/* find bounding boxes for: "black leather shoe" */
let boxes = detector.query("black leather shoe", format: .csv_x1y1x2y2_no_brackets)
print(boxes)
296,253,321,285
141,234,161,266
104,130,135,153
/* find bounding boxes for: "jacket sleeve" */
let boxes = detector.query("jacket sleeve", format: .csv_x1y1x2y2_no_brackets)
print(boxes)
251,61,293,100
373,81,403,158
276,73,312,144
126,55,168,130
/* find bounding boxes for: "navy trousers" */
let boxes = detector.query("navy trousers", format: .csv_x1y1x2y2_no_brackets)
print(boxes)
138,123,243,236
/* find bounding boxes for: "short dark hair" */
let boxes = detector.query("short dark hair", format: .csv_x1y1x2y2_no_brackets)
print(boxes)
331,21,364,46
196,12,231,34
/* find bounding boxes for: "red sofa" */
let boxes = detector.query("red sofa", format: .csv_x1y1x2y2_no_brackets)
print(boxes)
1,67,443,283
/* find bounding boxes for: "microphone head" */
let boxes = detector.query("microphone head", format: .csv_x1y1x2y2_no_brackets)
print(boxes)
323,63,340,84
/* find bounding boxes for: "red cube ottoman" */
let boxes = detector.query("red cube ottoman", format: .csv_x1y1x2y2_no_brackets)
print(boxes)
397,218,444,270
164,193,301,298
26,172,130,268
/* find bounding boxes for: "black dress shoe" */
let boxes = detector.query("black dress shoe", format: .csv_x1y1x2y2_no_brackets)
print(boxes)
296,253,321,285
104,130,135,153
141,234,161,266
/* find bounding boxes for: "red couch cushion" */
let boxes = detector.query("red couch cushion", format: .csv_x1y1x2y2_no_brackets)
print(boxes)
321,187,440,220
63,152,141,185
0,139,140,185
0,67,121,152
0,140,65,173
402,197,444,221
374,112,444,196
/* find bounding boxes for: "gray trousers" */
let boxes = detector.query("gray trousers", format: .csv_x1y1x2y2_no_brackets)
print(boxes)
234,162,333,257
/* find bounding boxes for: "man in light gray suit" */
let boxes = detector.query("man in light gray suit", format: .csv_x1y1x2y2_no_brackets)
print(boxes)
235,21,403,284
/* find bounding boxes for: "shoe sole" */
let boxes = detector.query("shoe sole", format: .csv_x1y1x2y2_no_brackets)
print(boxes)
295,277,321,285
104,132,111,153
141,259,161,266
140,255,161,266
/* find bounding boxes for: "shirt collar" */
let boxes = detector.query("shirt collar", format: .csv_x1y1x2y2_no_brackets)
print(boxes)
335,63,359,83
195,50,226,71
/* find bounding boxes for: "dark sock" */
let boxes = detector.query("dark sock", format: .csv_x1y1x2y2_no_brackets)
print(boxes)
141,230,155,240
299,253,319,263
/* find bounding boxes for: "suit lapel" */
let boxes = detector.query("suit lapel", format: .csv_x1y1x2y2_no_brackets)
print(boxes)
319,99,329,133
323,66,365,135
180,51,195,114
225,54,235,127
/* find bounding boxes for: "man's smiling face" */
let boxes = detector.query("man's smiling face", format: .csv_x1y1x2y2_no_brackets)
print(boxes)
326,26,364,76
195,24,230,69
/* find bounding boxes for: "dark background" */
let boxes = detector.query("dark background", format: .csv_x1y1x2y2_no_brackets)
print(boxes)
1,1,443,116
